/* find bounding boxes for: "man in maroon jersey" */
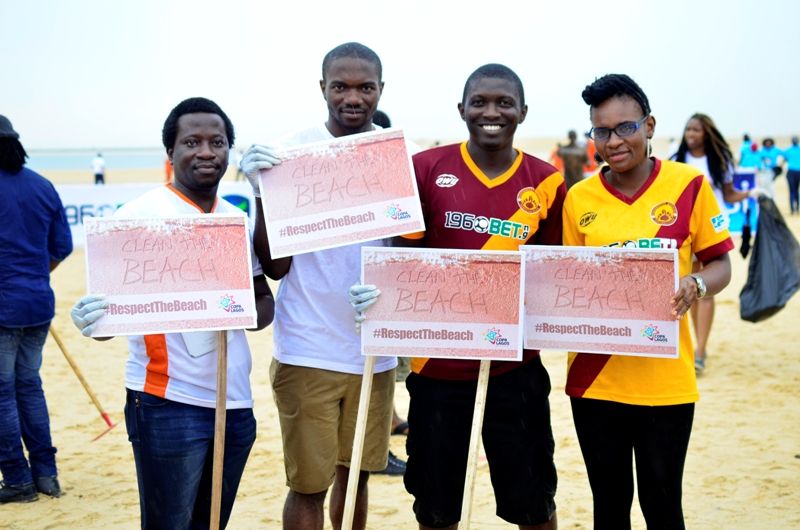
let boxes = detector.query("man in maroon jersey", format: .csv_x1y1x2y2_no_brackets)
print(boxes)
352,63,565,529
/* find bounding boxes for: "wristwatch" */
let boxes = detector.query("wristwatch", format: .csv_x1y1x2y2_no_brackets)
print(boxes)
690,274,707,299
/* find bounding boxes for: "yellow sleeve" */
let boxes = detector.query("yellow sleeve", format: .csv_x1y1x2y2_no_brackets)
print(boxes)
562,191,584,246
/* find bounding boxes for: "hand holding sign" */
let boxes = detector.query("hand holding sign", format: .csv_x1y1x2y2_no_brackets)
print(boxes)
70,294,108,337
240,144,282,197
349,283,381,333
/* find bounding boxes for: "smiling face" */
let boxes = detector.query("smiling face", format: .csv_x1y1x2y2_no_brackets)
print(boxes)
683,118,705,153
168,112,229,201
321,57,383,138
459,77,527,152
590,95,654,175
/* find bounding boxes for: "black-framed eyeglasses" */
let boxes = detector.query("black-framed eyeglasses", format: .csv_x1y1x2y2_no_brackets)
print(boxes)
586,116,648,141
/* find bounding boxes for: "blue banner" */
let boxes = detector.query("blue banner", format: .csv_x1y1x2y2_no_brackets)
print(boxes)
724,170,758,234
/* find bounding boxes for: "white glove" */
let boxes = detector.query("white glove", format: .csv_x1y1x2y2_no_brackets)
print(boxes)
349,284,380,334
749,187,770,198
70,294,108,337
240,144,281,197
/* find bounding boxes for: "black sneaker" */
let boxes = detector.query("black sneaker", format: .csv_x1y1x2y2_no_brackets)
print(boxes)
0,481,38,503
374,451,406,476
35,476,62,498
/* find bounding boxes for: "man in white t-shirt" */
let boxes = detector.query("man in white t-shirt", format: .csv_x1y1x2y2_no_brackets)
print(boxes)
240,42,397,530
91,153,105,185
70,97,275,530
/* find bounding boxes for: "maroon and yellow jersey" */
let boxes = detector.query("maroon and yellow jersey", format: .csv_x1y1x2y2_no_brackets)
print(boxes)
563,158,734,405
406,142,566,380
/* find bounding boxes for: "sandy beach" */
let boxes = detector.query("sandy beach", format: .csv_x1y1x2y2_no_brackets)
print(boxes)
3,162,799,529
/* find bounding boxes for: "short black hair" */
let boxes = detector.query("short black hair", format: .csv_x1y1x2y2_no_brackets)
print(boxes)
161,97,235,151
322,42,382,81
372,110,391,128
0,138,28,173
462,63,525,107
581,74,651,117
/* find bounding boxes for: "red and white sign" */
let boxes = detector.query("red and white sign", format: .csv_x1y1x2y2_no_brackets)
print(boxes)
521,245,679,358
84,215,257,336
360,247,524,361
258,129,424,258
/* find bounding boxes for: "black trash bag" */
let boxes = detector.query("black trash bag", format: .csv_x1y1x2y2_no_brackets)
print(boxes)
739,196,800,322
740,202,752,259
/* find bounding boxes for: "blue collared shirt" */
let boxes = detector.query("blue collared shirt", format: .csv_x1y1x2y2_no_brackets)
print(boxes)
0,166,73,327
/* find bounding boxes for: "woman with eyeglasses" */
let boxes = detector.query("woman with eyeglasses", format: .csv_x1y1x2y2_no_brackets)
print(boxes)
561,74,734,530
671,113,758,374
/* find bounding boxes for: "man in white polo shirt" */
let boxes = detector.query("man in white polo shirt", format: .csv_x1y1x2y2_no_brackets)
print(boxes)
70,97,274,530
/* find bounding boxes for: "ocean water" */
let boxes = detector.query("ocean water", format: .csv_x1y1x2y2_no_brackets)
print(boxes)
26,147,166,171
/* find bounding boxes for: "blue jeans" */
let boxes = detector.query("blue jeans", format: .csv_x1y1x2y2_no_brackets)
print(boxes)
125,390,256,530
0,324,57,486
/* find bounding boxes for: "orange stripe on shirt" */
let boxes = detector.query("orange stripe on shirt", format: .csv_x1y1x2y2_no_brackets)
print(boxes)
166,183,218,212
410,357,429,374
143,334,169,397
481,170,564,250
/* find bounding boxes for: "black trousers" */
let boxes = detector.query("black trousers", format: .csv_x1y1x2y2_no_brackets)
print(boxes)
571,397,694,530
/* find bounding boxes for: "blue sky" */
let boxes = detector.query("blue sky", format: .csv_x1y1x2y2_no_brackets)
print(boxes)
2,0,797,149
